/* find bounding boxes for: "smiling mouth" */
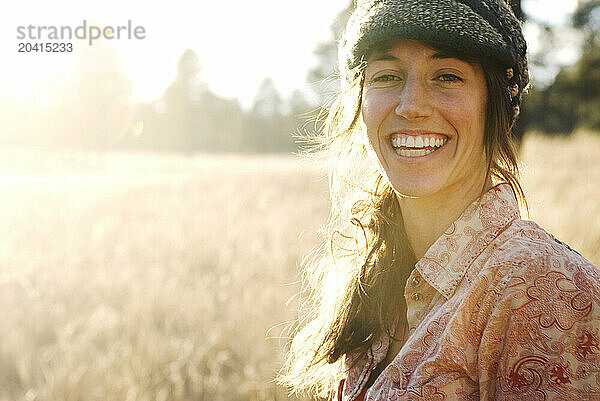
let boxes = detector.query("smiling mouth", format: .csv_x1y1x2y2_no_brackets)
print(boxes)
390,133,448,157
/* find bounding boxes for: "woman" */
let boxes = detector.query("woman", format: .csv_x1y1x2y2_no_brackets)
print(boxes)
280,0,600,400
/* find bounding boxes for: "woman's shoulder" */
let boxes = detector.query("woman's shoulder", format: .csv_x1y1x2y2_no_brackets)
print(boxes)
500,218,594,265
484,217,600,300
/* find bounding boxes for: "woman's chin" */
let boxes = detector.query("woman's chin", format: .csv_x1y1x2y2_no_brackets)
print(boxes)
385,174,446,199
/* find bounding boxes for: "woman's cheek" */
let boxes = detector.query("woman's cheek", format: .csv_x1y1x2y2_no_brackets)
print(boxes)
438,96,482,131
362,90,393,132
437,94,469,115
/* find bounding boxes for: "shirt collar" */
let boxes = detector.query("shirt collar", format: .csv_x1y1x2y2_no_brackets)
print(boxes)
415,183,520,300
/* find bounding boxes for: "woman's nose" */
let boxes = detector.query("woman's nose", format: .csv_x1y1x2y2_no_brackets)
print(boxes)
394,77,433,120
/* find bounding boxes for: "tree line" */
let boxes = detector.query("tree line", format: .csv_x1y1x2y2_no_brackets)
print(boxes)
524,0,600,134
117,50,314,154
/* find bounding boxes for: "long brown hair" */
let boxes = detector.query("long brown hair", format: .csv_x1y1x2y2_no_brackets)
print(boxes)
278,48,527,399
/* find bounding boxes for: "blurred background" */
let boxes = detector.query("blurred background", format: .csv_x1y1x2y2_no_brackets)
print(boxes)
0,1,599,400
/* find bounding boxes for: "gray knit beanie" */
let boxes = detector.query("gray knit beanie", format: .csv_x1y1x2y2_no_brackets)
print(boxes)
339,0,529,124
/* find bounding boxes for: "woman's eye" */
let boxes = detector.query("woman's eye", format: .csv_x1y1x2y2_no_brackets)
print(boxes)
372,74,400,83
437,73,462,82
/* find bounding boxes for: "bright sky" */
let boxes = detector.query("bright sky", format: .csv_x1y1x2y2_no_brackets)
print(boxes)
1,0,579,109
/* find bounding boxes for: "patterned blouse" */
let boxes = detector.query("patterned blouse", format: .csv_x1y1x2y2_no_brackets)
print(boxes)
336,183,600,401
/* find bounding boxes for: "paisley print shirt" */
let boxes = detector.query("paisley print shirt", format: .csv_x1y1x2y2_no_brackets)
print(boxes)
337,183,600,401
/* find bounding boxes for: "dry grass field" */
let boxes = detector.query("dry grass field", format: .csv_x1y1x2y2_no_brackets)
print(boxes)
0,131,598,401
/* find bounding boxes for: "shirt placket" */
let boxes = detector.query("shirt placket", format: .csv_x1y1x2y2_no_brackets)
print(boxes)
405,268,430,332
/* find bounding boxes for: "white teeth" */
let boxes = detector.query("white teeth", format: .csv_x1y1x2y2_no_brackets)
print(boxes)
389,134,449,155
395,148,436,157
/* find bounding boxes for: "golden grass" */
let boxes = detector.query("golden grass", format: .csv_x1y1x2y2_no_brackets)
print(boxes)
0,150,329,401
520,130,600,265
0,131,598,401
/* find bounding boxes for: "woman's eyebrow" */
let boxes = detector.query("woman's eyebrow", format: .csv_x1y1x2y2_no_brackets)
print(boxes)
368,52,397,62
431,52,454,59
431,52,474,70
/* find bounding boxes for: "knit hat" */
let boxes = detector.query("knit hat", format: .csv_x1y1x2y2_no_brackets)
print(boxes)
339,0,528,125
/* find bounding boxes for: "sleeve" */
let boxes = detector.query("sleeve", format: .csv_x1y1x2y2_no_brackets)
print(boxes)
478,261,600,400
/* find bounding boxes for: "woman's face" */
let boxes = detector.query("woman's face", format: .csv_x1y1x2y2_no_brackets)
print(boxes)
361,39,488,199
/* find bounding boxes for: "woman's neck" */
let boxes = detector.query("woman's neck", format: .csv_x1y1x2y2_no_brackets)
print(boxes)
398,176,492,261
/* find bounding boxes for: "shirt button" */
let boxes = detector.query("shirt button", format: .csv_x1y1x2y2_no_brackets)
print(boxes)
411,293,421,302
411,276,420,286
